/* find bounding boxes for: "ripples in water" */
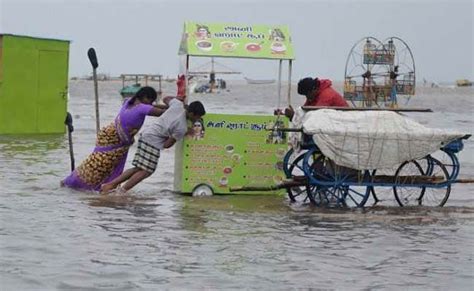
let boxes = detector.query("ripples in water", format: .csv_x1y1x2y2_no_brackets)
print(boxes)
0,81,473,289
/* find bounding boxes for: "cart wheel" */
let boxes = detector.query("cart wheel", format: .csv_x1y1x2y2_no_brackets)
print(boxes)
342,170,372,207
304,154,340,206
369,167,400,206
393,160,425,206
418,151,459,181
192,184,214,197
303,149,370,207
418,157,451,206
283,149,309,203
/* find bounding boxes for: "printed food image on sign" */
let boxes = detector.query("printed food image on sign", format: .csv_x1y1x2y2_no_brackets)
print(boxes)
225,144,234,153
220,41,237,52
178,113,289,194
180,22,295,60
271,42,286,53
196,40,213,51
246,43,262,52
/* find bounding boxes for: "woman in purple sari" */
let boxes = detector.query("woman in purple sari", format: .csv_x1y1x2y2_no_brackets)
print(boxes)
62,86,165,191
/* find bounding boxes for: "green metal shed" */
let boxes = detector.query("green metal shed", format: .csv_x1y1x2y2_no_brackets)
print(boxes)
0,34,70,134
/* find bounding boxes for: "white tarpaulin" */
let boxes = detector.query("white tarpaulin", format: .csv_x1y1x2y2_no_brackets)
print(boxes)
300,109,467,170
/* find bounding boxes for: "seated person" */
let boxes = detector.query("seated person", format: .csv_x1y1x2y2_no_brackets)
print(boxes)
276,77,349,121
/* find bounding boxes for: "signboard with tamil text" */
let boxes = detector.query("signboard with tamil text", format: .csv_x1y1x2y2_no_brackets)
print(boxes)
174,113,288,195
178,21,295,60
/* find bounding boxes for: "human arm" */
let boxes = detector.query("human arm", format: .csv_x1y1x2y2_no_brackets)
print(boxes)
163,137,177,148
162,96,176,106
148,106,167,117
274,105,294,121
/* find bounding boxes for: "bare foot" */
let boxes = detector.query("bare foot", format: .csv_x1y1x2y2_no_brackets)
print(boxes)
100,183,117,194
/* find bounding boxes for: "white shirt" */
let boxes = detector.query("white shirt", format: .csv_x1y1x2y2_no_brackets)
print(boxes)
140,99,187,149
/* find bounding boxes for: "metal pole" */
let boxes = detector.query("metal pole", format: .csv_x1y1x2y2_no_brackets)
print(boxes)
277,59,282,108
185,55,190,104
92,68,100,133
158,75,162,99
287,60,292,106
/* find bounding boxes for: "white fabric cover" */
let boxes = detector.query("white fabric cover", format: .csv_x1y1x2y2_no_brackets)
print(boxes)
300,109,466,170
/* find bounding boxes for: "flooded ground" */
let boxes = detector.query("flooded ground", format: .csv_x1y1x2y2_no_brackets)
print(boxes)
1,80,473,289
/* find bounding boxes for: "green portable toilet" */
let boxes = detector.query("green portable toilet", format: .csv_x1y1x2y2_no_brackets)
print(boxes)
0,34,70,134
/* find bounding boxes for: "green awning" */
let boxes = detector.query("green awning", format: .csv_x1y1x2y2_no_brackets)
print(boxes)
179,21,295,60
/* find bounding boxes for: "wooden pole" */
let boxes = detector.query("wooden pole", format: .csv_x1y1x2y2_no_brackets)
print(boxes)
230,180,306,192
158,75,162,98
454,179,474,183
87,48,100,134
92,68,100,133
302,106,433,112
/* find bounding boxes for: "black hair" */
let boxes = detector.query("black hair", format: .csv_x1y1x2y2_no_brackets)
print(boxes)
128,86,157,105
297,77,320,95
187,101,206,116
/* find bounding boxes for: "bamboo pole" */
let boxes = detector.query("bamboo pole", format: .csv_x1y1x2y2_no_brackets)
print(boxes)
230,180,307,192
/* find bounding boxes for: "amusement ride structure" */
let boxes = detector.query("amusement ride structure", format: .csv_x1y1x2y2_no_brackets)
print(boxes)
344,37,416,108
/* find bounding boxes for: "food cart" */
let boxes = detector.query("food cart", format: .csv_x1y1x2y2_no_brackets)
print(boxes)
174,21,295,196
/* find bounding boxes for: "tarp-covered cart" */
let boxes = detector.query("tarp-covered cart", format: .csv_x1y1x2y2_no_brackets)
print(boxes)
174,21,295,196
233,107,471,207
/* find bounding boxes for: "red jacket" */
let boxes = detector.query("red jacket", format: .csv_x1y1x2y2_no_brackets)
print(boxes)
303,79,349,107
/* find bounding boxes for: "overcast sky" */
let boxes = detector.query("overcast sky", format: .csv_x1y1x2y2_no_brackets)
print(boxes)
1,0,472,82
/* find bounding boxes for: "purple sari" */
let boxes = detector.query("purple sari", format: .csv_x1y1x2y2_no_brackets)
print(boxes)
63,99,153,191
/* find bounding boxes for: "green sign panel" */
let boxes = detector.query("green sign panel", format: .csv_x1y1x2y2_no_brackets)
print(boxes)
175,113,289,194
179,21,295,60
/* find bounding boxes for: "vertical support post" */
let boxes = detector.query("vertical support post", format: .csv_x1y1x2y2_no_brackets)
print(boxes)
287,60,293,106
277,59,282,108
185,55,190,104
92,68,100,133
209,57,215,93
158,75,162,98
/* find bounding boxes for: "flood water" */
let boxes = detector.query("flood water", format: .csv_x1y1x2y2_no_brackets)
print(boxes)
1,80,473,290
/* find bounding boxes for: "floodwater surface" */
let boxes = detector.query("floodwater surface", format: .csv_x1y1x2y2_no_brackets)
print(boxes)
1,81,473,290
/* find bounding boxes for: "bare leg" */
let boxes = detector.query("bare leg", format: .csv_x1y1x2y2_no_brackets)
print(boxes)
101,167,140,193
121,169,152,192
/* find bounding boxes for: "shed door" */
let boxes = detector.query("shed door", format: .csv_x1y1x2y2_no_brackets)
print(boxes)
37,50,68,133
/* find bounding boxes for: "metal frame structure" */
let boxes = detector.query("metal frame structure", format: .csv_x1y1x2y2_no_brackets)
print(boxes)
344,36,416,108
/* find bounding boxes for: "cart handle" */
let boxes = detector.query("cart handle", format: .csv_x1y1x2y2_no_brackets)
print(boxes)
302,106,433,112
265,127,303,132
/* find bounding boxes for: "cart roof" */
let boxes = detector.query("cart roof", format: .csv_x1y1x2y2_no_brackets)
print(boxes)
178,21,295,60
0,33,70,42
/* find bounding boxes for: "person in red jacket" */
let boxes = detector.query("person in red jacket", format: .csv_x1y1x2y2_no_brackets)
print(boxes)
277,77,349,120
